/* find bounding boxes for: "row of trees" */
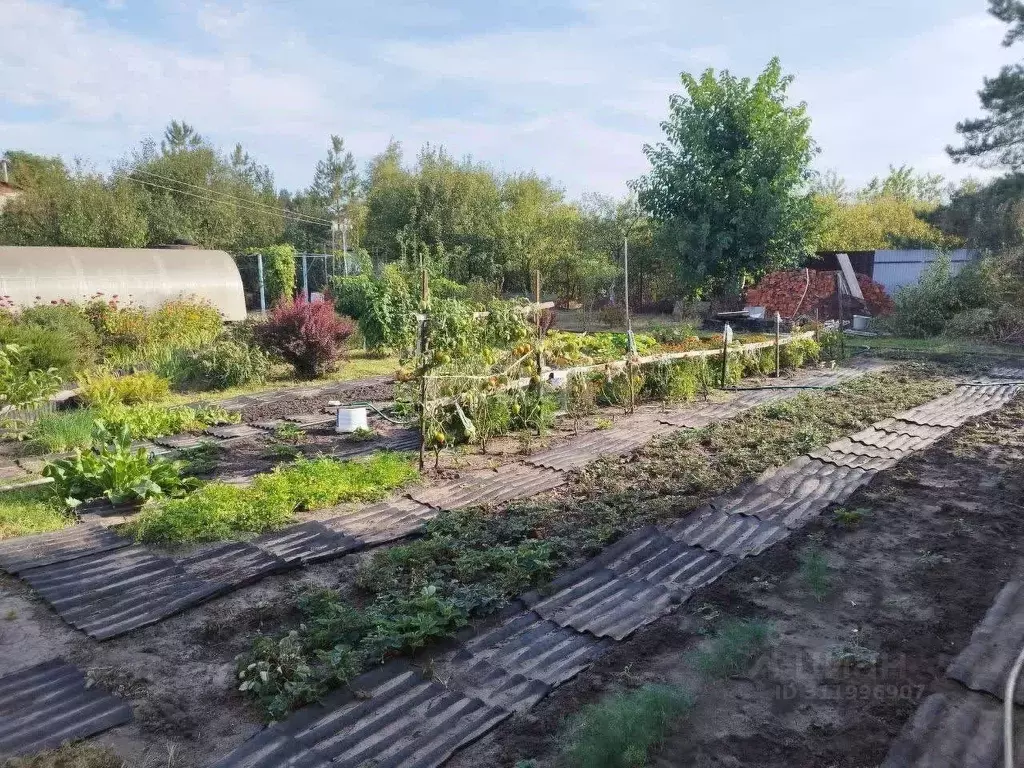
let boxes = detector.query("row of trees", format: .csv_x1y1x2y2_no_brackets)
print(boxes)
5,0,1024,306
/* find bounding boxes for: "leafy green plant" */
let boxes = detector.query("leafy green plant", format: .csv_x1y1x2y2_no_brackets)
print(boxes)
780,337,821,369
833,506,866,527
273,422,306,443
348,426,377,442
78,370,170,407
0,323,83,380
468,391,512,453
16,303,100,373
694,618,774,678
558,684,693,768
0,343,62,414
358,265,417,354
43,421,196,507
565,373,596,434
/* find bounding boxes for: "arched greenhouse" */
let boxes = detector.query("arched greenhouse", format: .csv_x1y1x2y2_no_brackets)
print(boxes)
0,246,247,321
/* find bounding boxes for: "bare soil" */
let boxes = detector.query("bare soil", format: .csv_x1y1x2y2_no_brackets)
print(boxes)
449,398,1024,767
237,380,395,423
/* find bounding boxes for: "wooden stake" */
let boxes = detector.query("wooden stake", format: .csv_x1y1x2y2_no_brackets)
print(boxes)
418,268,430,472
720,324,730,388
775,312,781,378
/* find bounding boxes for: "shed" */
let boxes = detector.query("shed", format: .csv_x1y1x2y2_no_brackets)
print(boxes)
0,246,247,321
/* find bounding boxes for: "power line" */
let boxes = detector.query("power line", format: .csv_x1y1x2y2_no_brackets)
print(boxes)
131,167,333,225
126,175,332,229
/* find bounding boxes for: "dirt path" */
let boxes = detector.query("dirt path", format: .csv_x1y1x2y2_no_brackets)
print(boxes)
452,397,1024,767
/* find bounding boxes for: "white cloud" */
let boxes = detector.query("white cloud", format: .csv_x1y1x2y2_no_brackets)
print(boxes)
0,0,1019,199
791,12,1015,188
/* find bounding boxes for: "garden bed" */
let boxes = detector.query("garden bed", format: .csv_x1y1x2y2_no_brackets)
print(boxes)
449,395,1024,767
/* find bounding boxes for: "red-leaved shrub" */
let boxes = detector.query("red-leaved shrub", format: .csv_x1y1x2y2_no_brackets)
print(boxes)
257,297,355,378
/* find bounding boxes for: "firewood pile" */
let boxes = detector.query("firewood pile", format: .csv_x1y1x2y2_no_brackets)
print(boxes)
745,269,894,320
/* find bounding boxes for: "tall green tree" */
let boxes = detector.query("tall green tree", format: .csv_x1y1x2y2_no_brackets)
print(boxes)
949,1,1024,168
635,57,818,296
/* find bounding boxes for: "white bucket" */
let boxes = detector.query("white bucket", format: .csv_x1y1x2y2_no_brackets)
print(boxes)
335,407,368,433
852,315,870,331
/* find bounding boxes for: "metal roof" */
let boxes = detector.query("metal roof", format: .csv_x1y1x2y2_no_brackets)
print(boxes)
0,246,247,321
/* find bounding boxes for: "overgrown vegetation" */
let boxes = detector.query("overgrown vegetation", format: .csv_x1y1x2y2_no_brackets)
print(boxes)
0,743,124,768
238,366,949,719
556,684,694,768
880,250,1024,342
128,452,418,543
799,541,832,600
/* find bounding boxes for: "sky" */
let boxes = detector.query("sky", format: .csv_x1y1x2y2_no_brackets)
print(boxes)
1,0,1019,199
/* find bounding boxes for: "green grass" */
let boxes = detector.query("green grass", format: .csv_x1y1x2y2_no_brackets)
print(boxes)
128,452,418,544
29,409,98,453
0,486,72,540
557,684,694,768
852,335,1024,359
694,618,774,678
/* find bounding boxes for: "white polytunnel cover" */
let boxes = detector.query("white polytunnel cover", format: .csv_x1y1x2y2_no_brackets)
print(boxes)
0,246,247,321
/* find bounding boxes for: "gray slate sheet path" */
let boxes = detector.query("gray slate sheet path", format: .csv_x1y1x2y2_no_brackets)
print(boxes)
0,659,132,758
216,377,1022,768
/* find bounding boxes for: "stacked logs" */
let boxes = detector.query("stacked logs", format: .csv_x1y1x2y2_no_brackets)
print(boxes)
745,269,894,320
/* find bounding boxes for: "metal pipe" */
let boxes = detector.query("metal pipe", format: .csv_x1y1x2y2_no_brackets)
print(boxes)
256,252,266,313
1005,643,1024,768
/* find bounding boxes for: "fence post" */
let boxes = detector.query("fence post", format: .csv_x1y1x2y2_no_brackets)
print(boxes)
775,312,781,378
301,253,309,301
256,253,267,314
418,268,430,472
720,323,731,388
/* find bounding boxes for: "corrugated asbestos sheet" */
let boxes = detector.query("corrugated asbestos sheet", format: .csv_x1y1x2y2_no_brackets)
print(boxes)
409,465,566,511
442,611,613,712
665,506,790,557
325,498,438,546
710,456,875,528
947,579,1024,704
989,366,1024,381
526,417,668,470
897,385,1020,427
522,527,735,641
880,692,1020,768
204,424,265,440
252,521,364,565
19,546,225,640
213,663,510,768
0,659,132,758
0,524,130,574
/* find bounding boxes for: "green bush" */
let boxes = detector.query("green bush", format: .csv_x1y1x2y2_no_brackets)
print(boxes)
161,339,270,391
331,274,375,321
780,338,820,369
78,370,170,406
0,343,62,413
43,421,196,506
596,370,646,409
0,324,80,380
558,684,693,768
17,304,99,372
358,265,416,354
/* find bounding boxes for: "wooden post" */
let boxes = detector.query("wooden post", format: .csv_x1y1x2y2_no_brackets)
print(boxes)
533,269,544,434
720,323,730,388
774,312,781,378
417,268,430,472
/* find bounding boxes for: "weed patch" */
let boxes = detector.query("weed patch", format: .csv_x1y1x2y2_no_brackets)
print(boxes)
694,618,774,678
129,452,418,543
556,684,694,768
0,486,73,540
0,743,124,768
